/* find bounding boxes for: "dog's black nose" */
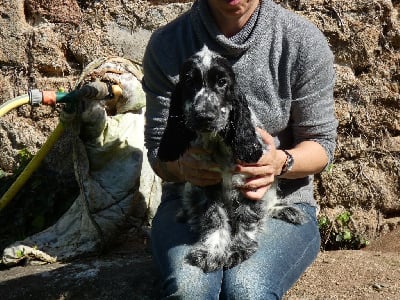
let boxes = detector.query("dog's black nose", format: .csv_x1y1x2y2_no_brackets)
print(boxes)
186,109,219,132
195,110,215,121
194,110,216,125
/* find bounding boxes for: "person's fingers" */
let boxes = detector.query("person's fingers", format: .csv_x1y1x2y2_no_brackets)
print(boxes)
241,174,275,190
235,164,275,177
186,146,212,154
185,168,222,186
185,167,221,180
256,127,275,147
240,184,272,201
180,157,221,174
189,177,222,187
179,152,222,186
181,150,221,171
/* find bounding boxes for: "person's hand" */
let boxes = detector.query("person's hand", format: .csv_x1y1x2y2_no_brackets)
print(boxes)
178,147,222,187
235,128,284,201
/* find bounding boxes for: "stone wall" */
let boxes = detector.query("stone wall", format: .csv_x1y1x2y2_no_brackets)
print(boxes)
0,0,399,241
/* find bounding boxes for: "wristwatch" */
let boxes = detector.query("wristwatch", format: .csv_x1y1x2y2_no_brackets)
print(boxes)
279,150,294,176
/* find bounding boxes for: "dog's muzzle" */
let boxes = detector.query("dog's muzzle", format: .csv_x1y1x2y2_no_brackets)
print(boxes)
185,92,230,132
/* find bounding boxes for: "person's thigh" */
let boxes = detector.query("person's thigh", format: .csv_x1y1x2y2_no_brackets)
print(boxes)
221,204,321,300
151,184,223,299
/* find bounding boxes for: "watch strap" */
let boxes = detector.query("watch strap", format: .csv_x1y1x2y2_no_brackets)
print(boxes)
279,149,294,176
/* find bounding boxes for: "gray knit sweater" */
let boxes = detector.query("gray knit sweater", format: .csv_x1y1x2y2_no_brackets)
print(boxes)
142,0,338,207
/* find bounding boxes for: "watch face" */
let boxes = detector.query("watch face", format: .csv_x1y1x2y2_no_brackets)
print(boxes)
280,150,294,176
286,154,294,171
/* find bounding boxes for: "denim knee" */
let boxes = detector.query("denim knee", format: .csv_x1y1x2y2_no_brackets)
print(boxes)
151,191,223,299
221,277,281,300
161,261,222,299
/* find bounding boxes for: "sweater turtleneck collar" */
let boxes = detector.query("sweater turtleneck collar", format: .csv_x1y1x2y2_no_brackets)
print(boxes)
190,0,275,58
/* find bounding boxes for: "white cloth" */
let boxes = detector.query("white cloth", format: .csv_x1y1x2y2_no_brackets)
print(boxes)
2,57,161,266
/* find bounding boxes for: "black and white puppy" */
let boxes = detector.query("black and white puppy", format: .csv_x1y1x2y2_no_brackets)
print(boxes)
158,46,306,273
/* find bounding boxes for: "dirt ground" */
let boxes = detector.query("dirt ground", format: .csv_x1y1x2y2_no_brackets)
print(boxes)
285,227,400,299
0,227,399,300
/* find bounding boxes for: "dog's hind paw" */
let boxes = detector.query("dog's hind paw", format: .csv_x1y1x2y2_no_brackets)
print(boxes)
185,248,226,273
225,247,256,269
268,205,308,224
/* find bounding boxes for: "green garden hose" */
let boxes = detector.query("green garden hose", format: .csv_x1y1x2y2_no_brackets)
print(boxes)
0,82,121,211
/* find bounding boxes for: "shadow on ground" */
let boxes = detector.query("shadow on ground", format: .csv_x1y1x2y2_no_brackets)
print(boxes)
0,235,161,300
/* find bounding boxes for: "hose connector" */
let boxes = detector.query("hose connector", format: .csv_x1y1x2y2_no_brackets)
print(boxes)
28,83,121,107
28,89,43,106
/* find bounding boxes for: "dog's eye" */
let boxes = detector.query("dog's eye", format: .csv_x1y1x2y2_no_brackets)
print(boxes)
217,78,227,88
183,74,195,85
182,68,201,87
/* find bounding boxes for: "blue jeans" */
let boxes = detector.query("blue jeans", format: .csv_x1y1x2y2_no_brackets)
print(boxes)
151,187,320,299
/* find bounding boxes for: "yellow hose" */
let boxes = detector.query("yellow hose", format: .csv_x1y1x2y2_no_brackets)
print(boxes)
0,95,29,117
0,84,122,210
0,122,65,211
0,94,64,211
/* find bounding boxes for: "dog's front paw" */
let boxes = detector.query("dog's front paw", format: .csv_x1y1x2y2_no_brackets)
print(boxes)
185,248,226,273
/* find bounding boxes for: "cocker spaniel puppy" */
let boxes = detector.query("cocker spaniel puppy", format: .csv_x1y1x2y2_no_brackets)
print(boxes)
158,46,306,273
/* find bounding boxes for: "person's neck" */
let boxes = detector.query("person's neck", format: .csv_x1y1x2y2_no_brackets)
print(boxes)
209,0,260,38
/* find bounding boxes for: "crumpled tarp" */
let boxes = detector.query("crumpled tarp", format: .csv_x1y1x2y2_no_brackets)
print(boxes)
2,57,162,266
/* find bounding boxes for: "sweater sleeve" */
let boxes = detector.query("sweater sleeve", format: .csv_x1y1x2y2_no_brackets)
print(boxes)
290,26,338,166
142,33,175,169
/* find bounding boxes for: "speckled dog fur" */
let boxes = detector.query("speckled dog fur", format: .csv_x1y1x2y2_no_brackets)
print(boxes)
158,47,306,273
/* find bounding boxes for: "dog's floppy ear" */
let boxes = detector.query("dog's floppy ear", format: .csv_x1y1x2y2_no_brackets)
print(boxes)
157,82,196,162
224,89,263,163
